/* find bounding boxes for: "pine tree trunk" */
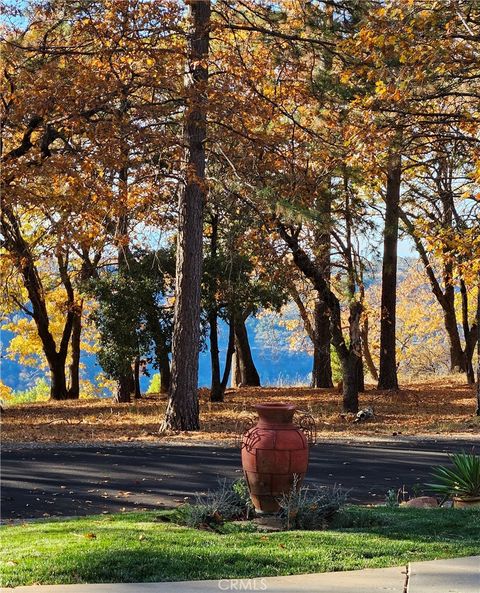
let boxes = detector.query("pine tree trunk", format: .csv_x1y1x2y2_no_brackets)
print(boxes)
234,316,260,386
378,150,401,390
311,298,333,387
311,18,335,390
161,0,210,431
116,173,133,403
312,162,332,388
67,301,82,399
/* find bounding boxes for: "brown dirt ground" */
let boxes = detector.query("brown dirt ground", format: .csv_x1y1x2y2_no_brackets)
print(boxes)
2,378,479,445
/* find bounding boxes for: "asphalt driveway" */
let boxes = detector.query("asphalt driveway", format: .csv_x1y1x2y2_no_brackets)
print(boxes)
1,438,477,520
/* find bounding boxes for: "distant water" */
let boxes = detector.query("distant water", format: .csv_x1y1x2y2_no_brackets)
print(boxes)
198,348,312,387
1,320,313,393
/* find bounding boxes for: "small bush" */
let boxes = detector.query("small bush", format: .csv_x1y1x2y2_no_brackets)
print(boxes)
13,378,50,404
278,478,348,530
385,489,399,508
146,373,161,394
176,478,252,528
232,478,254,519
176,503,218,528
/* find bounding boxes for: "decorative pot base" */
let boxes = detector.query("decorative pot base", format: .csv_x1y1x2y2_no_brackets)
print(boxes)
453,496,480,509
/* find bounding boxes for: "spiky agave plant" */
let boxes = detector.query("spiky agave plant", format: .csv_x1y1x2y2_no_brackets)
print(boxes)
425,452,480,500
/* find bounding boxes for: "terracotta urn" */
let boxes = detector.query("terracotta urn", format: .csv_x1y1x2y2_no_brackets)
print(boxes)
241,403,309,513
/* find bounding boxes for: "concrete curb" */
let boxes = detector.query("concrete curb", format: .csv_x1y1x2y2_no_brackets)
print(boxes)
407,556,480,593
0,565,406,593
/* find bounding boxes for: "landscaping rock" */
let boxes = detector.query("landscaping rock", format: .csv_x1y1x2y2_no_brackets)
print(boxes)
402,496,438,508
354,407,374,423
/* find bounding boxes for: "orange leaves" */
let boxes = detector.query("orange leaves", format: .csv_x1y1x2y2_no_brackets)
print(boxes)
84,532,97,539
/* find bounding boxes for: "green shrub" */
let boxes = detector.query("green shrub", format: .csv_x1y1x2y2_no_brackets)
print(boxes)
176,478,252,528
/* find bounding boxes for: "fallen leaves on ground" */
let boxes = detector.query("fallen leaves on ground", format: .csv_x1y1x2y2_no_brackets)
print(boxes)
1,377,478,444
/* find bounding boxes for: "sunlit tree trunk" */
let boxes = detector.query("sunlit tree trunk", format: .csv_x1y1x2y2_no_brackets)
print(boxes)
161,0,210,430
312,8,333,389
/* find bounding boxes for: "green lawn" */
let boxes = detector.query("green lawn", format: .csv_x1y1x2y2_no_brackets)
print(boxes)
1,507,479,587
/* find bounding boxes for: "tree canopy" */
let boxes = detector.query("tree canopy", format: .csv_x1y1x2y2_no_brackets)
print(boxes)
1,0,479,427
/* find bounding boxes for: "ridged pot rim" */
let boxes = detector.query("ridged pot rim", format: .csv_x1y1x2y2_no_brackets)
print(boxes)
253,402,297,427
254,402,296,412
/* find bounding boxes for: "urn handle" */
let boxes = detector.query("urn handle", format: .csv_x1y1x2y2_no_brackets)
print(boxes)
295,410,317,446
235,415,257,450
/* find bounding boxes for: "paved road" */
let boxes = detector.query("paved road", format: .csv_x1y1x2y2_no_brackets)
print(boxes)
1,438,477,520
